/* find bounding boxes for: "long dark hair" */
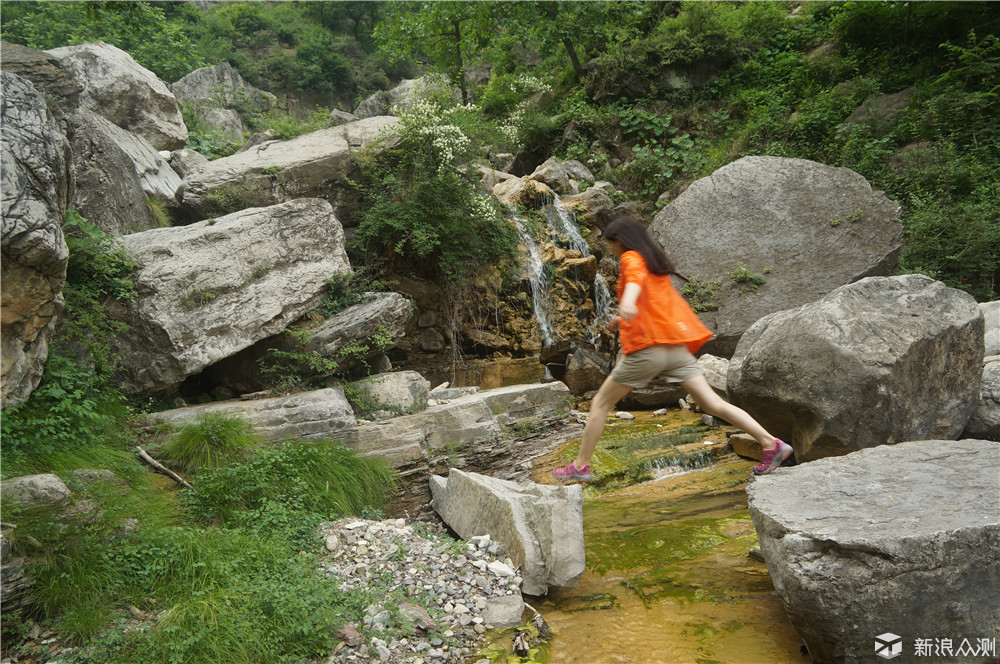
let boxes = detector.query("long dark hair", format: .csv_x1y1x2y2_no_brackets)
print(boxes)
604,216,680,277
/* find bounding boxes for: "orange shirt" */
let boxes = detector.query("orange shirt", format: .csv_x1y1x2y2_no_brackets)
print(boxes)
617,250,713,354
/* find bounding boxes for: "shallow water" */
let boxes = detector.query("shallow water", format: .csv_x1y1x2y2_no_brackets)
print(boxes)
526,415,808,664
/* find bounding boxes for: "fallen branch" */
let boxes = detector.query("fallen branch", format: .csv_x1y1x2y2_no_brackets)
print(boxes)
134,446,196,492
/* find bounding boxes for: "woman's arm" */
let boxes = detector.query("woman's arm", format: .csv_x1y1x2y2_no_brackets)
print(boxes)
619,282,641,321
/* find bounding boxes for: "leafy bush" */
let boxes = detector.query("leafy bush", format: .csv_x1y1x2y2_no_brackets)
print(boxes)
320,267,389,317
353,99,518,285
160,412,261,473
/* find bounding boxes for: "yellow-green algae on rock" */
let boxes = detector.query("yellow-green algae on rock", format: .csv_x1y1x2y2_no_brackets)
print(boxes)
528,412,806,664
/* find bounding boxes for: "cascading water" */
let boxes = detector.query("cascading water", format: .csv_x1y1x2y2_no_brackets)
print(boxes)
589,273,614,344
540,193,591,256
508,208,555,346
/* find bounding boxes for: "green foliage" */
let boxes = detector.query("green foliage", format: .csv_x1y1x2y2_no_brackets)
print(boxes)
257,328,340,393
353,98,518,285
320,267,389,317
680,277,721,313
160,413,261,474
144,197,171,229
1,1,204,82
201,183,264,215
183,440,397,541
730,262,767,293
247,106,332,139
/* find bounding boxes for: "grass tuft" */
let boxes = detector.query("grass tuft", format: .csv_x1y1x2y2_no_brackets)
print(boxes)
160,412,260,474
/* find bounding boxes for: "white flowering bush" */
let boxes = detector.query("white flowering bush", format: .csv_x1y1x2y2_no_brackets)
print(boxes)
353,97,517,285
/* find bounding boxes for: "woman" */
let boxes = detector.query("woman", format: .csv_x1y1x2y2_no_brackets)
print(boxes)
553,216,792,481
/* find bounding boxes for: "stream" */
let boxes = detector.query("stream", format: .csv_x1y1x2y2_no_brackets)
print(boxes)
520,412,808,664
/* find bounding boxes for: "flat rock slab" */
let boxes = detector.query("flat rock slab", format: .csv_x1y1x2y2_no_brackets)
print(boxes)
747,439,1000,664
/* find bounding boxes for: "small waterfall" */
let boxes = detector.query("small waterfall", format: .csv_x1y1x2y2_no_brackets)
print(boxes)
540,193,591,256
509,209,555,346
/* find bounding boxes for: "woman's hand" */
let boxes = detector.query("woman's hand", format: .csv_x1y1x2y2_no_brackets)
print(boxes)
619,301,639,322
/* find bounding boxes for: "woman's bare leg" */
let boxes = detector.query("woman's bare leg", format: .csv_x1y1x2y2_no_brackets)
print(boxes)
681,375,778,450
574,376,634,468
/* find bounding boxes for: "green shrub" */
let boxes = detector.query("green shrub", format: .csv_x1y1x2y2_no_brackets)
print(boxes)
160,412,261,473
730,262,767,292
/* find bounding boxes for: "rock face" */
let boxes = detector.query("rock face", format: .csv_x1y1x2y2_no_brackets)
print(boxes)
562,346,611,396
305,292,414,363
0,473,72,507
982,301,999,356
964,359,1000,441
150,387,357,442
0,42,81,114
747,440,1000,664
650,156,903,356
348,370,431,415
46,42,186,151
67,110,157,235
353,74,461,118
179,116,398,221
557,187,615,231
170,63,277,136
430,469,586,596
728,275,984,461
111,199,350,395
1,72,70,407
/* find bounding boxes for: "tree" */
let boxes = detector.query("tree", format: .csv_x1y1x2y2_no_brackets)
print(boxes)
374,2,502,104
2,0,203,83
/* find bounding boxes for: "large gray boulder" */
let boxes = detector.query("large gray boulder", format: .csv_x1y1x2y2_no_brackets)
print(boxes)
0,42,81,114
0,473,72,508
430,469,585,596
111,199,350,395
728,275,984,461
353,74,461,119
1,72,70,407
305,292,414,363
71,109,182,209
149,387,356,443
46,42,186,151
528,157,575,195
748,439,1000,664
347,370,431,416
170,63,277,137
650,156,903,356
180,116,398,221
982,301,999,357
964,359,1000,441
67,110,157,236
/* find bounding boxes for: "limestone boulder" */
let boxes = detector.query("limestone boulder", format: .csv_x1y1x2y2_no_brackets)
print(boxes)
170,62,276,137
494,177,555,209
149,387,356,444
1,72,70,407
168,148,209,179
305,292,414,365
563,346,610,396
747,439,1000,664
111,199,350,395
330,109,359,126
561,160,595,183
650,156,903,356
982,301,999,356
69,110,182,225
728,275,984,461
180,116,398,222
430,468,585,595
557,187,615,231
0,42,81,114
1,474,71,508
964,359,1000,441
529,157,575,195
67,110,157,235
46,42,186,151
698,353,730,398
347,370,431,416
353,74,461,118
476,381,572,428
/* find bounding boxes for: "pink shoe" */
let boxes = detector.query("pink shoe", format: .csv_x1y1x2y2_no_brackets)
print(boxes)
753,439,792,476
553,461,592,481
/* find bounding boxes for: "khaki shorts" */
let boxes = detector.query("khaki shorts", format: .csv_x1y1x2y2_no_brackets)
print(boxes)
610,344,703,389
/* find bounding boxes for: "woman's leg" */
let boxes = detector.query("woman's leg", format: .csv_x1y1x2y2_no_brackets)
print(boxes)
574,376,634,468
681,375,779,450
